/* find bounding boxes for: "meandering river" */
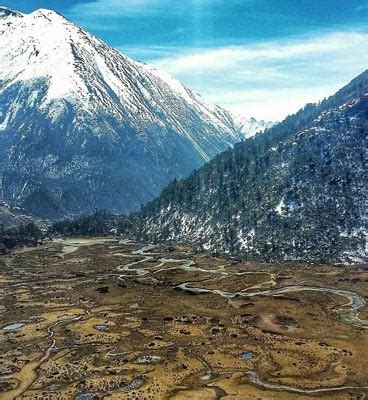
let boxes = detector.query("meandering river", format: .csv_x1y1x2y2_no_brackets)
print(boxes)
115,242,368,396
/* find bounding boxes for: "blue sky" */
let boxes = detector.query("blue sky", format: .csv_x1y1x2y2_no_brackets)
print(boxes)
4,0,368,120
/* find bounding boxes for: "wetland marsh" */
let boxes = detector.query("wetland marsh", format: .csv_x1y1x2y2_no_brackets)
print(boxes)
1,238,368,399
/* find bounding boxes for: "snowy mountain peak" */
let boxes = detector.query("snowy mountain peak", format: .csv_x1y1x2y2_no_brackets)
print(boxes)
0,9,85,104
0,7,242,145
0,7,246,217
31,8,61,17
29,8,71,25
234,115,275,138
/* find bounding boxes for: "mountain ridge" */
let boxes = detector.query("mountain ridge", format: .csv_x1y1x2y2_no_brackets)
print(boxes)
134,70,368,264
0,6,255,219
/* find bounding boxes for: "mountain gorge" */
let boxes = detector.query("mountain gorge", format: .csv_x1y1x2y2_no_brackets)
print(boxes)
135,71,368,264
0,7,251,219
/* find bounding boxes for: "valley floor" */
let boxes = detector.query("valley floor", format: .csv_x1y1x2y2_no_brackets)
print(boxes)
0,238,368,399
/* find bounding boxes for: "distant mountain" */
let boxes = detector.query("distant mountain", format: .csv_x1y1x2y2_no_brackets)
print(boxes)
234,116,274,138
0,7,246,219
135,71,368,264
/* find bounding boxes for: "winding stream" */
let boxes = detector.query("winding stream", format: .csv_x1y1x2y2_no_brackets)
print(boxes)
7,240,363,397
117,243,368,330
246,371,368,395
1,311,88,400
175,283,368,330
116,243,368,396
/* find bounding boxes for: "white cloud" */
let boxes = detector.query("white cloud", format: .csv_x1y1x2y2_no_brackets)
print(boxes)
66,0,368,120
69,0,204,18
67,2,368,120
70,0,155,17
147,31,368,120
153,32,364,73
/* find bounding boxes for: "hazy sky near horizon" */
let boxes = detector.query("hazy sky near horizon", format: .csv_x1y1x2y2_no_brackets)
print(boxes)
4,0,368,120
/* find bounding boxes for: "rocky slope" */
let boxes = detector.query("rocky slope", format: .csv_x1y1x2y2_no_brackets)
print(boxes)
136,71,368,264
0,7,247,219
0,201,38,229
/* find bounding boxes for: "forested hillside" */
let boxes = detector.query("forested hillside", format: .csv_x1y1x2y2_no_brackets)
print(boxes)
134,71,368,264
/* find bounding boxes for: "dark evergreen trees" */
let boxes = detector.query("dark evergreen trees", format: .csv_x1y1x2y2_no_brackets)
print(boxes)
133,70,368,264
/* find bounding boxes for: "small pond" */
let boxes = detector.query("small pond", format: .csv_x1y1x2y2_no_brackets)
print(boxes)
75,394,93,400
135,355,161,364
94,325,109,332
239,351,254,360
3,323,25,332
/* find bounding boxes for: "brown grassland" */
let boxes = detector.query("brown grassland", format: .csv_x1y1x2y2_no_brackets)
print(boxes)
0,238,367,399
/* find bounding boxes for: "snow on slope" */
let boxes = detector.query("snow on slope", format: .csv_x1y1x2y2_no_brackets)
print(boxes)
136,70,368,264
0,6,23,20
0,7,243,158
1,6,261,217
0,6,23,33
234,116,275,138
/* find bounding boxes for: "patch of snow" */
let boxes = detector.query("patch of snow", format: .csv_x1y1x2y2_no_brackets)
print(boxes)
275,197,299,216
339,227,367,238
275,198,286,216
238,228,255,250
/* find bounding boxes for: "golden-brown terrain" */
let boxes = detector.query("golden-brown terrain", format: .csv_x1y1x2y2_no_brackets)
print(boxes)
0,237,367,399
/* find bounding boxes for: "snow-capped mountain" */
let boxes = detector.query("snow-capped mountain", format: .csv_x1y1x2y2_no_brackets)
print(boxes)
0,7,244,218
234,116,274,138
